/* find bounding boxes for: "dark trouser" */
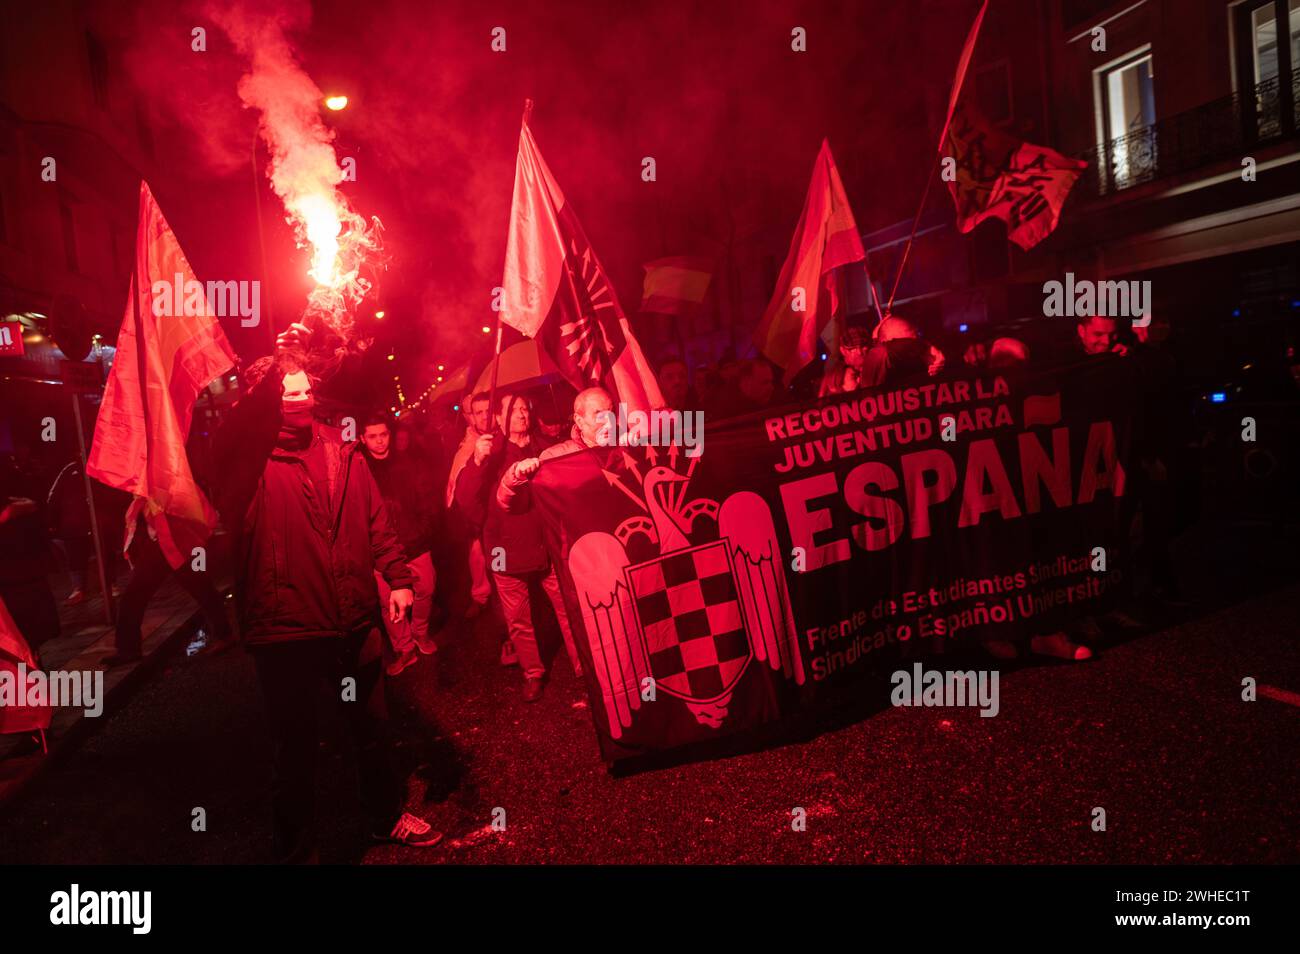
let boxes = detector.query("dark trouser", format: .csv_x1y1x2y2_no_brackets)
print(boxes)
114,533,229,654
62,533,93,589
250,626,402,864
62,530,120,591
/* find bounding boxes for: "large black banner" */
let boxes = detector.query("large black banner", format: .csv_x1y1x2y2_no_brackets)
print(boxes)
529,356,1138,762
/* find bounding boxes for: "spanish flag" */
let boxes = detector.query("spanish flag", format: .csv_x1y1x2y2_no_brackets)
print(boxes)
87,182,237,569
420,361,470,409
753,140,866,384
641,257,712,316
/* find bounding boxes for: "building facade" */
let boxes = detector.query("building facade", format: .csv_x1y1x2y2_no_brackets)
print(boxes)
0,1,160,468
865,0,1299,383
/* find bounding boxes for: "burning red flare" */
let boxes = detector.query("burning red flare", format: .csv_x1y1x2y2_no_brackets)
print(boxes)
214,4,382,341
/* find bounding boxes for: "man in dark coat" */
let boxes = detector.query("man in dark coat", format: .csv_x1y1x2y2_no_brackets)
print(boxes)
212,324,441,861
359,412,441,676
858,314,946,387
707,358,778,419
46,459,127,606
456,393,580,702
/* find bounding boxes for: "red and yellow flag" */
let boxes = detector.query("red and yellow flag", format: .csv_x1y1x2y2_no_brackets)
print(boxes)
640,257,712,316
753,140,866,384
420,361,470,408
500,114,663,412
87,181,237,569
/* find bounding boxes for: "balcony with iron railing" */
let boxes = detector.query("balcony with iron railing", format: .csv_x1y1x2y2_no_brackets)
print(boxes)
1078,69,1300,197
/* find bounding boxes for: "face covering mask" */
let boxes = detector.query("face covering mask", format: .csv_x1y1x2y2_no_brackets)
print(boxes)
277,397,315,450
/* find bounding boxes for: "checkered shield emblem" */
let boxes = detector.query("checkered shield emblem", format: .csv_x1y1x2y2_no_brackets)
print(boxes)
626,541,752,702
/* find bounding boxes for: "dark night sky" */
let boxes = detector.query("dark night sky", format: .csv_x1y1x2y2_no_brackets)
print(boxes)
88,0,980,375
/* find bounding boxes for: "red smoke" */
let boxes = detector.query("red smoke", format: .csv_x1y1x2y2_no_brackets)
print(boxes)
108,0,980,364
208,0,381,340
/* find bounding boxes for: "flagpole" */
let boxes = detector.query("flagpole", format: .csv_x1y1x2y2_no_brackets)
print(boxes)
489,100,535,421
486,318,503,424
886,149,942,313
886,0,988,315
866,260,886,324
72,390,113,625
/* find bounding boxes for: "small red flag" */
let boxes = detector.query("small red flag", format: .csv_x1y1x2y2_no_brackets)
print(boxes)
0,594,50,735
753,140,867,384
87,182,237,569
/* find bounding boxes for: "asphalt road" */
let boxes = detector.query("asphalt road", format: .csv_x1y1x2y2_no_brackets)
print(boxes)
2,524,1298,865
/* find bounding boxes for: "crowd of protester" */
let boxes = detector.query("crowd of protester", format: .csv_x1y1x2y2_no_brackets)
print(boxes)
0,310,1198,674
653,309,1192,664
398,308,1187,687
0,304,1239,858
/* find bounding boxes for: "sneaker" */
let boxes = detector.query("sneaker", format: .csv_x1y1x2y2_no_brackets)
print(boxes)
385,648,419,677
1030,632,1092,662
103,649,142,667
982,639,1019,660
415,633,439,655
523,676,544,702
65,589,87,606
375,812,443,848
500,639,519,667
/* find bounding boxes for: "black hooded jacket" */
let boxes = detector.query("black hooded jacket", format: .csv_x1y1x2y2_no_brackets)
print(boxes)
212,357,413,644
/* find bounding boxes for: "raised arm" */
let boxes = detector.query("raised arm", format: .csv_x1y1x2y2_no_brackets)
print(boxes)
496,456,541,513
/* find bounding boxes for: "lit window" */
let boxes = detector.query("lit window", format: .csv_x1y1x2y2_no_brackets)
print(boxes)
1096,49,1156,189
1252,3,1280,83
1247,0,1300,137
1105,53,1155,141
1293,0,1300,68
